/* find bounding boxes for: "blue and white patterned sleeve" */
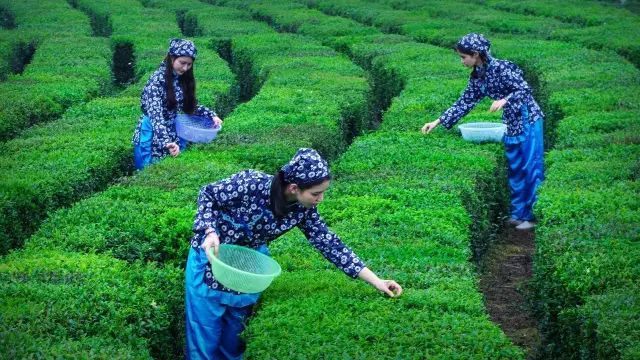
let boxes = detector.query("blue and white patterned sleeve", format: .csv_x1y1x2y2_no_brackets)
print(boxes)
191,173,248,247
500,62,531,111
194,104,217,120
438,79,484,129
143,77,176,148
298,210,365,278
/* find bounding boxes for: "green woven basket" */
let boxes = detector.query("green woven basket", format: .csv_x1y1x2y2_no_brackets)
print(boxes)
209,244,281,293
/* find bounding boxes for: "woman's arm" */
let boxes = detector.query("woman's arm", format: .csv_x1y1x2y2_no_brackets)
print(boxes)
142,77,176,150
299,210,402,297
437,79,484,130
358,267,403,297
499,62,532,111
192,172,254,248
194,105,222,127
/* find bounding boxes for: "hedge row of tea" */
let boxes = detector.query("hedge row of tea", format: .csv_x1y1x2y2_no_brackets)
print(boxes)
0,1,235,357
2,0,371,357
484,0,640,68
302,0,640,358
368,0,640,70
2,0,637,358
0,0,234,255
0,0,112,141
207,1,525,357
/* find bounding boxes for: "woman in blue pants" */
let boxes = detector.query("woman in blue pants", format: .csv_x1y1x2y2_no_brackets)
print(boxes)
421,33,545,230
132,38,222,170
186,148,403,359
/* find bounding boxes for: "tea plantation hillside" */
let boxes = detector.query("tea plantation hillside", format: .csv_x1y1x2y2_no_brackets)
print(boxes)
1,0,637,359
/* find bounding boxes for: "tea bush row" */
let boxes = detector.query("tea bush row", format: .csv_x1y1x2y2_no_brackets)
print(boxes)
0,0,112,141
321,1,640,358
210,1,524,357
8,1,370,357
0,0,234,255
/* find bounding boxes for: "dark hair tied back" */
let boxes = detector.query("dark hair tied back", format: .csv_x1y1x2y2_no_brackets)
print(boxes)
164,55,196,114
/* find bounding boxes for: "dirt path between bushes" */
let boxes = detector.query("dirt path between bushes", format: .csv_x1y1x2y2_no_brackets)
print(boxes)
479,226,541,359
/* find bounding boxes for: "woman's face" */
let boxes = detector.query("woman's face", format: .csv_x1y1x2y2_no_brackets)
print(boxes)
294,180,331,208
172,56,193,75
457,50,482,68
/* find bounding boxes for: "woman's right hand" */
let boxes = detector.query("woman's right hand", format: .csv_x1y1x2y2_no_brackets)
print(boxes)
211,115,223,128
421,119,441,134
166,142,180,157
201,230,220,264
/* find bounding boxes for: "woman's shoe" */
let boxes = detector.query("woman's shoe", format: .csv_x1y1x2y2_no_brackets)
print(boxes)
507,218,524,226
515,221,535,230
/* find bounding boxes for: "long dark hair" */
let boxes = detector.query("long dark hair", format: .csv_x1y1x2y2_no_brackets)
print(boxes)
269,170,331,217
164,55,196,114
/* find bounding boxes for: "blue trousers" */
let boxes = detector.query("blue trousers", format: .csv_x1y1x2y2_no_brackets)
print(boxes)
505,119,545,221
133,116,187,170
185,247,261,360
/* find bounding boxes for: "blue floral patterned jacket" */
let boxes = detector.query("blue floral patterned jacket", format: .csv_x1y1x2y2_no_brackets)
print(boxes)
439,57,543,140
191,170,365,292
132,61,215,158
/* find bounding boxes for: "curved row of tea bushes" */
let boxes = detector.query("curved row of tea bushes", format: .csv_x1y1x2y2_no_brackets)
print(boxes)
14,2,370,356
533,110,640,359
0,28,36,82
309,1,640,358
482,0,640,68
372,0,574,40
0,0,237,356
0,0,112,141
0,0,234,255
0,249,182,359
206,1,524,357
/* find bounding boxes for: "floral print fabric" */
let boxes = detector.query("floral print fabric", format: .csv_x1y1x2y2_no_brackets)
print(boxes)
438,57,544,138
191,170,365,293
131,61,215,159
281,148,330,185
168,38,197,59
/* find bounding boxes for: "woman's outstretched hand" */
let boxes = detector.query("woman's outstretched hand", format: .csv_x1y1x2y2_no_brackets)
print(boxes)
374,279,403,298
421,119,441,134
358,267,403,298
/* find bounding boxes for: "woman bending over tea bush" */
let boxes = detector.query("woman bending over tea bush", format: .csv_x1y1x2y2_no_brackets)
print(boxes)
132,38,222,170
186,148,402,359
422,33,545,230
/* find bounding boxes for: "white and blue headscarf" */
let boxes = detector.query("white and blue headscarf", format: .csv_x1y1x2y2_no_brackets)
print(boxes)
456,33,492,59
282,148,330,185
168,38,197,59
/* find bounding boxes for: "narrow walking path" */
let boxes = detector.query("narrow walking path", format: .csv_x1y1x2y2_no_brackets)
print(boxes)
479,225,540,359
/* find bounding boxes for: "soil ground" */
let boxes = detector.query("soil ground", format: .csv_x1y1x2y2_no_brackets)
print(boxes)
478,224,541,359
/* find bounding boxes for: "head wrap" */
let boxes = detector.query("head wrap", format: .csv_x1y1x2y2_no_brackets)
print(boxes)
168,38,197,59
456,33,491,58
281,148,330,186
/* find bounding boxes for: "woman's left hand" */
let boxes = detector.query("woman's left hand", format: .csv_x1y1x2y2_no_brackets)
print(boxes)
358,267,403,298
489,99,507,112
373,279,403,298
212,115,223,128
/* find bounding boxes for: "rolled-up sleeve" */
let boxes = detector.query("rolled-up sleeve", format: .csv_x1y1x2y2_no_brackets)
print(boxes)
298,209,365,278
